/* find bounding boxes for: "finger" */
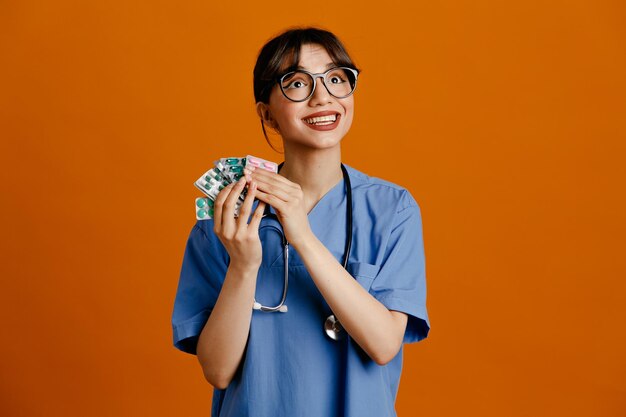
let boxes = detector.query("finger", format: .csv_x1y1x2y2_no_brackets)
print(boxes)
251,175,293,202
248,201,266,231
254,188,287,214
213,182,236,233
236,181,257,228
221,178,246,234
248,167,299,189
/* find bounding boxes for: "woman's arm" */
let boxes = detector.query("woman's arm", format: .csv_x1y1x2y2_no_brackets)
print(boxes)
196,178,266,389
196,263,258,389
295,233,408,366
247,167,407,365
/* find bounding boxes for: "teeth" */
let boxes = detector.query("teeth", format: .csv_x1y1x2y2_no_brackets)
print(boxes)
304,114,337,124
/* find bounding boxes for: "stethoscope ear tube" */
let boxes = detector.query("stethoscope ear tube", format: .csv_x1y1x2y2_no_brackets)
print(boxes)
326,163,352,340
340,163,352,269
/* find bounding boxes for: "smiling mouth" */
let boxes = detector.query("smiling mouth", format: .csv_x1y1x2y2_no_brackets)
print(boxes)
303,114,338,125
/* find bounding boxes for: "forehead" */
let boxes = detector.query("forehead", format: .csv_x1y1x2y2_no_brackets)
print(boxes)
299,44,332,63
280,43,335,73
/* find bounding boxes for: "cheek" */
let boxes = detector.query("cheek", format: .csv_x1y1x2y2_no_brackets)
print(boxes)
276,109,301,128
342,101,355,126
267,97,291,128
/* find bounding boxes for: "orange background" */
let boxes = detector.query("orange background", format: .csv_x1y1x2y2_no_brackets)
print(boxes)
1,1,625,416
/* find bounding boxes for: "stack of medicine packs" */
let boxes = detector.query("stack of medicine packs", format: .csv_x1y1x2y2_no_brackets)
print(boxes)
194,155,279,220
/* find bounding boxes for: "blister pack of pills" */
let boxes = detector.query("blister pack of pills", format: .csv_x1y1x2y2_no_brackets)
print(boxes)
195,197,215,220
194,155,279,220
245,155,278,172
216,157,247,183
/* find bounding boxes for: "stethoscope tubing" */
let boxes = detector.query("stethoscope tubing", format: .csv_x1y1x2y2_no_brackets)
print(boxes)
253,220,290,313
254,163,353,340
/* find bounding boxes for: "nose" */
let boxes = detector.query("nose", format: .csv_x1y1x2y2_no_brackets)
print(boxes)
308,74,333,105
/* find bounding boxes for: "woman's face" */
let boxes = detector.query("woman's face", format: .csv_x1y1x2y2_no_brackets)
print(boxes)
258,43,355,151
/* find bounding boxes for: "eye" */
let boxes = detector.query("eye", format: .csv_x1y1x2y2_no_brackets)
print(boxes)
281,72,310,90
327,69,349,84
285,80,307,89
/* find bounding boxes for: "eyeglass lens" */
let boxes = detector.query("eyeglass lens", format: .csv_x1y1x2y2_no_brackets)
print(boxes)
280,68,357,101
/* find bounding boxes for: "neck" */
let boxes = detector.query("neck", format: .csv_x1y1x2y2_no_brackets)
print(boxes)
279,144,343,203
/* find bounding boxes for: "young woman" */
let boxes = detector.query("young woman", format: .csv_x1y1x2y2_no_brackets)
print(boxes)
172,27,430,417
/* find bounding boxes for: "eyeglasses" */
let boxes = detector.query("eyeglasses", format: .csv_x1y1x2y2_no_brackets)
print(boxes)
277,66,359,102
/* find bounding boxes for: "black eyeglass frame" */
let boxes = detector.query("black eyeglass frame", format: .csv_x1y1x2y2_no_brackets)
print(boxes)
276,66,360,103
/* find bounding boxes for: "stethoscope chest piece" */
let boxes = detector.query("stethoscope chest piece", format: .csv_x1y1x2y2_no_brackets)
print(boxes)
324,314,345,341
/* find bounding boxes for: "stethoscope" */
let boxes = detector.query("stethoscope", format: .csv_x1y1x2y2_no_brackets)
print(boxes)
253,163,353,341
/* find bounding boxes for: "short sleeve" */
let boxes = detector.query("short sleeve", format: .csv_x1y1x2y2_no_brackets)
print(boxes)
369,190,431,344
171,222,228,355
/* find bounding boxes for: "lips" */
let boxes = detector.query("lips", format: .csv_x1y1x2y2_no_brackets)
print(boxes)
302,110,341,124
302,111,341,131
304,114,337,125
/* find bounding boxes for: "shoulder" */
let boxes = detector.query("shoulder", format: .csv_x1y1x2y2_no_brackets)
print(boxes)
193,218,214,239
185,218,230,264
344,164,420,214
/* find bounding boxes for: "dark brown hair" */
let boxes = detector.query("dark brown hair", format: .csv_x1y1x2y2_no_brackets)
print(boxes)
253,26,361,147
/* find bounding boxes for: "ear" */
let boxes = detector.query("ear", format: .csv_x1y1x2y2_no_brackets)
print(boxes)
256,102,279,132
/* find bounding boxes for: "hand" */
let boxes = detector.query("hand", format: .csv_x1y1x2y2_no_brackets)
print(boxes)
244,166,313,248
213,177,266,272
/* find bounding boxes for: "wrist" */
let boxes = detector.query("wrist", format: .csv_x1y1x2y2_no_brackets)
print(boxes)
229,260,260,276
290,229,318,253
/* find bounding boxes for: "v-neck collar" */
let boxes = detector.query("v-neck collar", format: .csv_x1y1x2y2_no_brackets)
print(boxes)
261,165,358,267
306,175,345,218
266,170,346,219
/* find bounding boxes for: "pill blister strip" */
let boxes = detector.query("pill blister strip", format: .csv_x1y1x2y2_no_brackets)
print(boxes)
194,155,278,220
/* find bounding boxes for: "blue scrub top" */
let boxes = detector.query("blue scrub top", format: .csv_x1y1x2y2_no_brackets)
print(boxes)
172,164,430,417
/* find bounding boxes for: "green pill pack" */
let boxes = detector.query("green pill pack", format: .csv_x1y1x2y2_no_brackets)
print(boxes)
194,155,278,220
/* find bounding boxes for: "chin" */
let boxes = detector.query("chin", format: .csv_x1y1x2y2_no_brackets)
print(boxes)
282,129,345,150
304,133,344,150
